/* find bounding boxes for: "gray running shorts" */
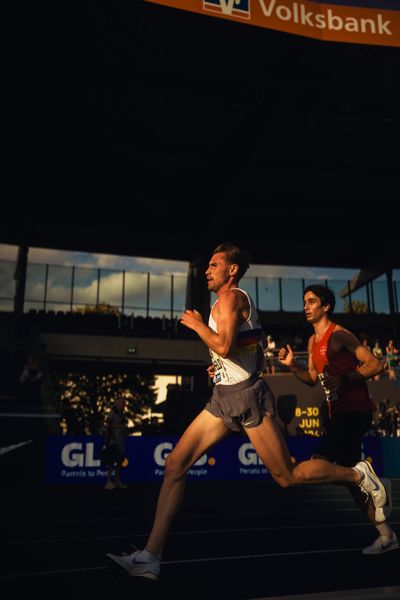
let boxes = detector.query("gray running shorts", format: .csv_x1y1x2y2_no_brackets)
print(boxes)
205,373,276,432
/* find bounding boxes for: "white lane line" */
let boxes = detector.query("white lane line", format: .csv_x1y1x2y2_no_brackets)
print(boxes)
60,487,400,514
0,547,365,579
67,490,400,512
160,547,384,564
1,566,107,579
0,440,33,456
55,483,400,513
66,505,400,524
67,494,357,512
9,520,400,545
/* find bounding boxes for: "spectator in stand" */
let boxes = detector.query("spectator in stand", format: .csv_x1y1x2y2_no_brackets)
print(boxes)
264,334,276,375
372,341,384,381
373,398,400,438
362,338,371,352
385,339,399,381
103,397,128,490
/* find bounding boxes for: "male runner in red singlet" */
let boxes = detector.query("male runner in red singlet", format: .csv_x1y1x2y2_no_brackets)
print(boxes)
107,247,389,579
279,284,397,555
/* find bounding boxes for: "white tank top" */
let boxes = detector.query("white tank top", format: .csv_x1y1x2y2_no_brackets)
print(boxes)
208,288,264,385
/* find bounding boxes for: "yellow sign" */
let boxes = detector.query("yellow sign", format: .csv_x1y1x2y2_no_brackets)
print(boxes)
295,406,321,435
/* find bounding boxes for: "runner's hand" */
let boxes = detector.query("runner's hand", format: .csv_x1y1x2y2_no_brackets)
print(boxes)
278,344,294,367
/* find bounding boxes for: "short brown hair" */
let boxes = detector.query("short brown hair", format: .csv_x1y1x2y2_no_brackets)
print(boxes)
212,243,250,280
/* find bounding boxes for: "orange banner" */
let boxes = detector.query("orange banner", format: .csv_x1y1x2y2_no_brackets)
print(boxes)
144,0,400,47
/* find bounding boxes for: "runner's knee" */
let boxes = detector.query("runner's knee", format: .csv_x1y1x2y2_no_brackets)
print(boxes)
164,452,191,479
291,464,319,485
271,470,296,488
164,453,188,481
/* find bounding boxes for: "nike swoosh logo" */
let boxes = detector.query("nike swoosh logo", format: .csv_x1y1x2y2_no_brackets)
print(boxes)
366,474,380,492
0,440,33,456
132,558,152,565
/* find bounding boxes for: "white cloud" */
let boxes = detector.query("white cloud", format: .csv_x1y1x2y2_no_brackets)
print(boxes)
0,244,18,261
0,244,189,275
246,263,357,281
130,256,189,275
22,267,187,314
1,244,397,285
0,261,15,295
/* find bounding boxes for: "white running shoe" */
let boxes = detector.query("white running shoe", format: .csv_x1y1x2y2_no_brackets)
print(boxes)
374,478,392,523
353,460,387,519
362,533,399,555
106,550,160,580
104,481,116,490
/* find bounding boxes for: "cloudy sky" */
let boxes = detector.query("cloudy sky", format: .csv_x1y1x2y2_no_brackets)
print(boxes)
0,243,378,280
1,243,397,315
1,246,396,398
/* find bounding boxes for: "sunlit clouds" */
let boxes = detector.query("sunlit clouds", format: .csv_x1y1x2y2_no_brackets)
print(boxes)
0,244,189,274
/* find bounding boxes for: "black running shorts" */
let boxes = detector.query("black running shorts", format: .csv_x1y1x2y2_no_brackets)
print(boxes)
314,410,373,466
205,373,276,432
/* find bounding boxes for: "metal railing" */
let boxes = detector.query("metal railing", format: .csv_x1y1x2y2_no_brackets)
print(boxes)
0,259,398,316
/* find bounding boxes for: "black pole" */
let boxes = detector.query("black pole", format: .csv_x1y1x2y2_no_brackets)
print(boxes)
386,269,397,341
14,243,28,316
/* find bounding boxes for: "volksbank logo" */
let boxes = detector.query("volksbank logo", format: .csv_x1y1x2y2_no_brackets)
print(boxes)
204,0,250,20
203,0,392,36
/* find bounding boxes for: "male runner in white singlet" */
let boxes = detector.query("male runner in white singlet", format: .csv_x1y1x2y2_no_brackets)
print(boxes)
107,243,387,580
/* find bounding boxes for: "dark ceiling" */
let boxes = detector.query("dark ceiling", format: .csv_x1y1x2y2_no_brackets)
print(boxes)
4,2,399,269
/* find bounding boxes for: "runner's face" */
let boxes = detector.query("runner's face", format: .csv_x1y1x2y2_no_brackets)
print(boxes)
303,291,328,323
205,252,234,292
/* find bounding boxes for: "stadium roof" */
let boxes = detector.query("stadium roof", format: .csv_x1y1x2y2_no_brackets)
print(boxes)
4,2,399,269
2,208,398,270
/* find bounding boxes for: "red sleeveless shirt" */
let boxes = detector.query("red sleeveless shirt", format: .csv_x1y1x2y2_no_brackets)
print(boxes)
311,322,375,417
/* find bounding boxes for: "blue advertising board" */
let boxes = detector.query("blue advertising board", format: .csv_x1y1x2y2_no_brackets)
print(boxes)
45,434,394,484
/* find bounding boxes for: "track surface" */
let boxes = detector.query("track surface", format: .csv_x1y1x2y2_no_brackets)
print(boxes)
3,452,400,600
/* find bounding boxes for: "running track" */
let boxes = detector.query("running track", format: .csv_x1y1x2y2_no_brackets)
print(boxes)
3,453,399,600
